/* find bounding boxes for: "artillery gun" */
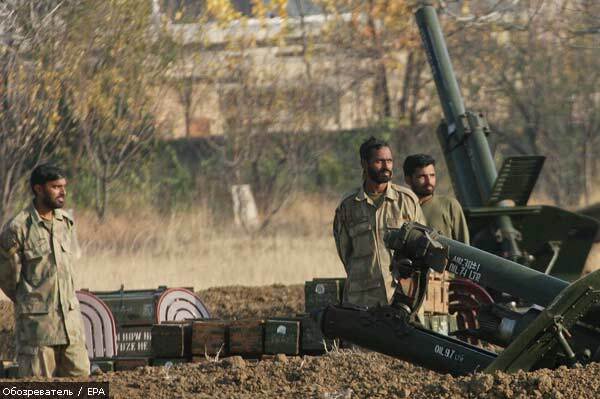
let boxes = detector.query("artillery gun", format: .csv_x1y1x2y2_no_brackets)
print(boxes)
317,3,600,375
320,222,600,375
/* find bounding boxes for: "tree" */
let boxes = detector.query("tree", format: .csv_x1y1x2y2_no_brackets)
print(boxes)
0,0,72,223
62,0,170,220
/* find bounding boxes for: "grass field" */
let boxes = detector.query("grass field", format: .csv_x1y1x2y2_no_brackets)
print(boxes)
74,194,346,292
1,191,596,300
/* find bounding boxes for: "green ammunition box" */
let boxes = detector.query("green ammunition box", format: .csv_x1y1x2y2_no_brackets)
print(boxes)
90,360,114,373
304,279,344,313
228,319,264,356
448,314,458,333
192,320,228,356
152,358,189,367
264,319,300,355
298,313,334,354
0,361,16,378
429,315,440,333
94,287,167,326
5,365,19,379
316,278,346,300
116,326,153,357
114,357,150,371
152,322,192,358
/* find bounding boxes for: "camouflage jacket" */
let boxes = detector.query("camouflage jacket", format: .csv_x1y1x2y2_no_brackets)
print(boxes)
421,195,470,245
0,203,85,347
333,183,426,307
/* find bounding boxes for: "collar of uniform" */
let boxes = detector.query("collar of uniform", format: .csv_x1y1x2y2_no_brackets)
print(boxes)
27,202,45,226
27,202,64,224
54,209,65,221
355,183,398,202
384,183,399,201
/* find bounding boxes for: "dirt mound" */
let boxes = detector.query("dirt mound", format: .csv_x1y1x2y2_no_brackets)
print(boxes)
198,284,305,319
2,285,600,398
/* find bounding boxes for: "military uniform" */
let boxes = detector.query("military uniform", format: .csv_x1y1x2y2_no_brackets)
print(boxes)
0,203,90,377
421,195,470,244
333,183,426,307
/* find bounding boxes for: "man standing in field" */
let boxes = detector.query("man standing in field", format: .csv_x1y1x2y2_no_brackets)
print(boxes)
0,164,90,377
403,154,470,244
333,137,426,308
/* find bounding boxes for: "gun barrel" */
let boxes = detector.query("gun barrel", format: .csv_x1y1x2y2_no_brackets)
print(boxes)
437,235,567,306
415,6,465,126
387,223,568,306
416,5,523,259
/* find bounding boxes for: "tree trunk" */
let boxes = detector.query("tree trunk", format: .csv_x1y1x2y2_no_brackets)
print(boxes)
95,172,108,222
231,184,259,232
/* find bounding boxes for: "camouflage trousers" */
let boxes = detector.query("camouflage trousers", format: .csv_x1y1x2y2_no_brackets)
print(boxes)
343,287,389,308
17,341,90,378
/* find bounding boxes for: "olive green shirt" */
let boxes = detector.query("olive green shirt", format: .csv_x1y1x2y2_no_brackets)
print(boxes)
0,203,85,347
421,195,470,245
333,183,426,308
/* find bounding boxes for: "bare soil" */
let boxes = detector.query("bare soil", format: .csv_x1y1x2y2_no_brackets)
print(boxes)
2,285,600,398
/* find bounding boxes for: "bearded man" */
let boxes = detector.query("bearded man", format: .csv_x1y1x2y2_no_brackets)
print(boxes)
403,154,470,244
333,137,426,307
0,164,90,377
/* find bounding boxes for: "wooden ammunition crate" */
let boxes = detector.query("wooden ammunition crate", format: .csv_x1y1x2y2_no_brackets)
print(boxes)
90,360,114,373
114,357,150,371
152,358,189,367
191,320,228,356
298,313,334,354
264,319,300,355
305,278,344,313
152,322,192,358
422,273,449,315
228,319,264,356
116,326,153,357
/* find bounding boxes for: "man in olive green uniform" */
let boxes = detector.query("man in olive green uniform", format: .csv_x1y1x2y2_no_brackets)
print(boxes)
0,164,90,377
403,154,469,244
333,137,426,308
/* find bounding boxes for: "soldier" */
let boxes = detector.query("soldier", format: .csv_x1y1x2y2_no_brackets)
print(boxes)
403,154,470,244
333,137,426,308
0,164,90,377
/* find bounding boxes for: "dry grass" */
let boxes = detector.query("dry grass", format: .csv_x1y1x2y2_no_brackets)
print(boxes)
74,194,345,292
3,190,598,296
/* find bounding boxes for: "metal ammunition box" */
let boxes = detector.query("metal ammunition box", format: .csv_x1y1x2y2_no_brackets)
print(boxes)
298,313,334,354
93,287,166,326
0,361,16,378
304,278,345,313
448,313,458,333
116,326,153,357
264,319,300,355
191,320,228,356
90,360,114,373
152,358,189,367
228,319,264,356
152,322,192,358
114,357,150,371
5,365,18,379
422,314,457,336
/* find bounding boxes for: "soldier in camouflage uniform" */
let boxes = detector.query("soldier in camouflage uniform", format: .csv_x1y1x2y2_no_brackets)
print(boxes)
403,154,470,245
333,137,426,308
0,164,89,377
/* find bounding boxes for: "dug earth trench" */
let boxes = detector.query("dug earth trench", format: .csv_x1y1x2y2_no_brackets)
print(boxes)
1,285,600,398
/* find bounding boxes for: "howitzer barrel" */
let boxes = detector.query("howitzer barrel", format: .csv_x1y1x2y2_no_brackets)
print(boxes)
386,223,568,307
415,5,465,125
436,236,567,306
416,5,522,260
415,5,497,207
